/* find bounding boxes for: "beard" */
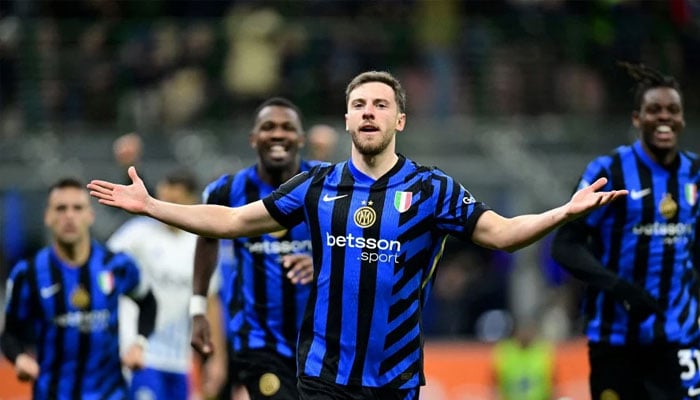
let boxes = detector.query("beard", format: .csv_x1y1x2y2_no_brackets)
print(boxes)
350,129,394,156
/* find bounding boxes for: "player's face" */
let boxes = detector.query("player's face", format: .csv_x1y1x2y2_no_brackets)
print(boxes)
44,187,94,246
633,87,685,157
250,105,304,171
345,81,405,157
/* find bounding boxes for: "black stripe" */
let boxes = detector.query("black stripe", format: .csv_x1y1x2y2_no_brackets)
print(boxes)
598,155,625,341
654,168,679,338
72,255,93,400
626,157,654,342
281,229,299,348
379,334,421,376
384,290,419,350
349,182,386,382
246,177,269,350
297,168,325,372
319,165,354,382
47,254,66,398
208,174,234,205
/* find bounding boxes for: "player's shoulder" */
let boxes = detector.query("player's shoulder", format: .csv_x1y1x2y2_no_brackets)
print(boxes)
204,169,246,191
680,149,700,165
585,144,631,170
95,240,139,269
299,159,337,183
12,246,52,275
404,156,452,180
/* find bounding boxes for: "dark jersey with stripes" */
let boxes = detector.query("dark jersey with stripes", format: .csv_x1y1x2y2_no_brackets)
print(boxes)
576,140,700,345
262,154,491,388
203,160,319,359
4,241,143,400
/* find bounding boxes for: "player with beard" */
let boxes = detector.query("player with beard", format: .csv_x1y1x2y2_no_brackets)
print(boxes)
87,71,626,399
1,178,157,400
190,97,317,400
551,62,700,399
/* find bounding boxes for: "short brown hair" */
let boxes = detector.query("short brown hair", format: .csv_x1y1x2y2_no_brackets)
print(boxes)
345,71,407,113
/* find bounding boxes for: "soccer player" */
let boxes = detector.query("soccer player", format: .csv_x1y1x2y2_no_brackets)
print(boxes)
190,97,316,400
1,177,157,400
107,169,200,400
551,62,700,400
87,70,626,399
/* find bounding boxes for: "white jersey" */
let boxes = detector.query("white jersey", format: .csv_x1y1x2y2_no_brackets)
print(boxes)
108,217,196,373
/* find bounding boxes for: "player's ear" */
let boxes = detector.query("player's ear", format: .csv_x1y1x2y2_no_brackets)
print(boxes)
631,111,640,129
396,113,406,132
249,131,257,148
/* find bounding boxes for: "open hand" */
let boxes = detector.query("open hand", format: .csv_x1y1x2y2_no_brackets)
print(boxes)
87,166,151,214
15,354,39,382
191,314,214,359
121,343,145,370
282,254,314,285
567,177,627,219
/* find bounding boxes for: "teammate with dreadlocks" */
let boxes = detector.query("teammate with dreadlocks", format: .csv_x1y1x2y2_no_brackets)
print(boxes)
552,62,700,399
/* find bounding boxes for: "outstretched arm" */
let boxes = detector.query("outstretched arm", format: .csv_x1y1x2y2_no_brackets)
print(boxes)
552,220,661,320
471,177,626,253
88,167,284,238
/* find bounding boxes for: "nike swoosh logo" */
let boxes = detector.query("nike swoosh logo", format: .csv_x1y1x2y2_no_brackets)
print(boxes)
688,386,700,397
630,188,651,200
322,194,348,202
40,283,61,299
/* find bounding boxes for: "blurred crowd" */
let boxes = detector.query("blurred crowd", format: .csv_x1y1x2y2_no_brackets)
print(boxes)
1,0,699,138
1,0,699,344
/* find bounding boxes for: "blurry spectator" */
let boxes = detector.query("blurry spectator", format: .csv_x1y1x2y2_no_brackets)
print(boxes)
161,68,208,129
112,132,151,190
306,123,339,162
412,0,460,119
223,5,285,108
108,169,201,400
492,316,556,400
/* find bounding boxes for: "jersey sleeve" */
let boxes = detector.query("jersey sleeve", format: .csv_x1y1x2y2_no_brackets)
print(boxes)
431,173,492,241
262,170,312,228
4,261,34,322
113,253,149,300
202,174,232,205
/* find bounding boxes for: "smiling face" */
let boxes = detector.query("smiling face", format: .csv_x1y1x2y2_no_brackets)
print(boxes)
44,186,94,247
633,87,685,163
345,81,406,157
250,105,304,173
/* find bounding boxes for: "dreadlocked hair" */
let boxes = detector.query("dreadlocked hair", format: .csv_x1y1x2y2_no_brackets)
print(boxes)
617,61,682,111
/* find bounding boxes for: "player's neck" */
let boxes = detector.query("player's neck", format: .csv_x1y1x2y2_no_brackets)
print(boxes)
52,238,91,267
350,149,399,180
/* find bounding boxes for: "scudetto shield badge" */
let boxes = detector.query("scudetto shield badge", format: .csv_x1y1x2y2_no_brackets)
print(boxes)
685,183,697,206
394,191,412,213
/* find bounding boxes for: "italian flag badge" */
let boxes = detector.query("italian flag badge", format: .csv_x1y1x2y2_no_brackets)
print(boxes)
98,271,115,295
394,191,412,213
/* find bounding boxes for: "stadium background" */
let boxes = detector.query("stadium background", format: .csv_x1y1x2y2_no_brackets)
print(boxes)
0,0,699,399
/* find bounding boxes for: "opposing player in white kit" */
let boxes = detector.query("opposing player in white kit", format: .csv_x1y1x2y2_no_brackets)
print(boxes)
108,169,203,400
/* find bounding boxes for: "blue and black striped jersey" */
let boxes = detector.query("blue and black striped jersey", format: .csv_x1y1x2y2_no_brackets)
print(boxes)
262,154,491,388
4,241,144,400
203,160,319,359
577,140,700,345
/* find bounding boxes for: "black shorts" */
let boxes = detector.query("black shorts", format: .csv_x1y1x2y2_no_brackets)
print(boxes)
589,341,686,400
297,376,419,400
227,349,298,400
